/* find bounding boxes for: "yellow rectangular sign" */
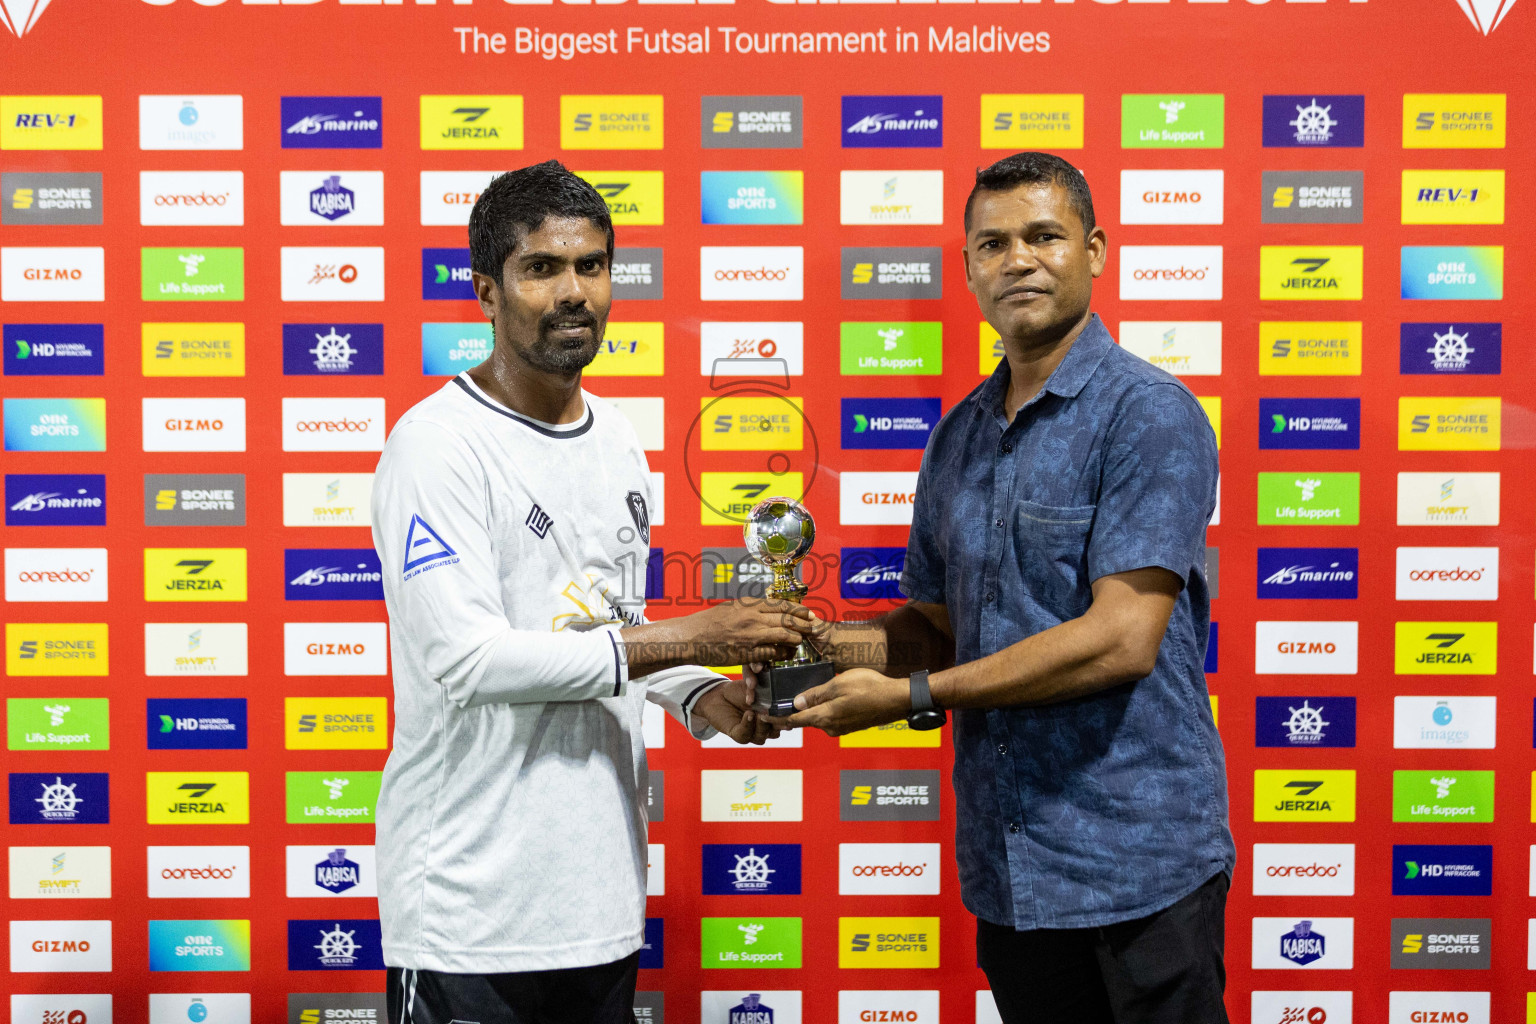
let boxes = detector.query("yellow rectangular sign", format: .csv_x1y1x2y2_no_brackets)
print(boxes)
698,473,803,527
979,323,1004,374
141,323,246,377
700,396,804,452
839,917,940,968
561,95,664,150
1197,396,1221,448
146,771,249,824
284,697,388,750
5,623,108,677
1258,322,1362,375
573,171,663,226
1254,770,1356,822
144,548,248,602
980,95,1084,149
1403,94,1505,149
1398,397,1500,451
0,95,103,150
420,95,524,150
1259,246,1364,301
839,718,942,749
1394,621,1496,675
586,322,664,376
1401,170,1505,225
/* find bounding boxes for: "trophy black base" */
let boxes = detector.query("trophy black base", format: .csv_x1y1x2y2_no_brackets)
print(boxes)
756,659,836,716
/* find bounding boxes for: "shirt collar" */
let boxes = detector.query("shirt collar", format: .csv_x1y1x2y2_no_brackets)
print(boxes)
976,313,1114,421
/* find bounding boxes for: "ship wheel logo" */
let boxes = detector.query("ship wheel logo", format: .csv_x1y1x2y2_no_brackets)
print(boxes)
728,848,777,890
35,776,80,817
1427,326,1473,370
315,923,360,965
1289,99,1338,144
1283,701,1329,743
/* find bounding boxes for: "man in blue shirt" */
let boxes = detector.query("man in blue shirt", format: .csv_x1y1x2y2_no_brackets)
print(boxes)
783,152,1233,1023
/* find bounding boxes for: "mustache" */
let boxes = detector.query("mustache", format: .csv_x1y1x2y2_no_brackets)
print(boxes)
540,308,598,332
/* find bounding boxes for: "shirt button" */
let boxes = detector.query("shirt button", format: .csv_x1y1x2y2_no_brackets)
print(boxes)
1008,822,1021,834
1001,442,1013,454
994,517,1004,528
997,743,1008,755
984,592,995,603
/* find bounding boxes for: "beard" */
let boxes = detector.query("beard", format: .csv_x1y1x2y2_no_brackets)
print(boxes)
513,308,604,376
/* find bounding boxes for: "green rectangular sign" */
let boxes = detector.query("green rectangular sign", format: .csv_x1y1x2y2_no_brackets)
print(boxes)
141,247,245,301
1257,472,1360,525
1392,770,1494,822
6,697,109,750
1121,94,1225,149
285,770,381,824
840,322,942,375
701,917,802,969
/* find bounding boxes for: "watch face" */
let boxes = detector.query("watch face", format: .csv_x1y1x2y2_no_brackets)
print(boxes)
907,709,947,731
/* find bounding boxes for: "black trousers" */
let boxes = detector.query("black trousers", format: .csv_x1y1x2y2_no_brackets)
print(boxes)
386,952,640,1024
977,871,1231,1024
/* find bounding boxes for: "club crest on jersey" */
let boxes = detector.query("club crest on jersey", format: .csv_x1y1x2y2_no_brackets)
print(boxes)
402,514,459,580
626,490,650,544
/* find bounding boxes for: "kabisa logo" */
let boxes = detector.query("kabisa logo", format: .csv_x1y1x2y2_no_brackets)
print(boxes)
306,175,354,220
1399,322,1500,375
9,772,110,824
841,96,942,148
839,547,907,600
1259,398,1361,451
1280,921,1326,965
702,844,802,895
1262,95,1364,147
1256,548,1358,600
701,95,803,149
315,848,361,894
5,473,105,526
1393,844,1492,896
2,171,102,226
287,919,385,970
284,549,384,601
1255,696,1357,748
283,323,384,376
3,323,103,377
729,993,775,1024
1448,0,1518,34
147,698,248,751
280,97,382,149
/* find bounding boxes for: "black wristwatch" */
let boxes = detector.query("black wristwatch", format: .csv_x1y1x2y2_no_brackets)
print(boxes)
906,669,947,731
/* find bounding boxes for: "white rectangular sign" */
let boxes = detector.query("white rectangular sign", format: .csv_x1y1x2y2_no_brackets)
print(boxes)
1119,245,1223,301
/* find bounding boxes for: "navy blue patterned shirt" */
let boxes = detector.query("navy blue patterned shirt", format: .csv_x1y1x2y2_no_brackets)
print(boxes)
901,314,1234,930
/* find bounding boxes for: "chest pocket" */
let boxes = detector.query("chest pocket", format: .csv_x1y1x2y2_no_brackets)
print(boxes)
1012,500,1096,619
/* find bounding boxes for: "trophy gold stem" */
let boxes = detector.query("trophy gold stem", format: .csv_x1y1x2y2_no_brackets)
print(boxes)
767,564,817,667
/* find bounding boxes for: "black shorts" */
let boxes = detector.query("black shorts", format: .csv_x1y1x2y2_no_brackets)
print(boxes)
386,951,640,1024
977,871,1231,1024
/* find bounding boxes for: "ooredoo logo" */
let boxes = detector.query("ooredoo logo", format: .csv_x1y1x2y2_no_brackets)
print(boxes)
1395,547,1498,601
5,548,109,602
1119,245,1223,300
700,247,803,301
838,843,941,895
1252,843,1357,897
282,398,385,452
147,846,251,898
139,171,245,226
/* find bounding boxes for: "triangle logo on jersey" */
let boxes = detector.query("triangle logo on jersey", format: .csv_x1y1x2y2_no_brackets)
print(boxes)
403,514,457,573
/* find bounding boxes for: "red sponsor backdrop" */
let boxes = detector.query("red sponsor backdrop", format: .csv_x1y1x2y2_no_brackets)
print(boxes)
3,0,1535,1020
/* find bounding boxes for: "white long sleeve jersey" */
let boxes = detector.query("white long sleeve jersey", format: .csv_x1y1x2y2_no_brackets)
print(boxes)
371,373,723,973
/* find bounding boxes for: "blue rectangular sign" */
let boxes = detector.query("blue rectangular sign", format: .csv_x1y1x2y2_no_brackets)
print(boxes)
421,322,493,375
1255,696,1357,748
1400,246,1503,300
839,547,907,601
640,917,664,969
702,844,803,895
149,919,251,972
147,698,248,750
9,772,109,824
422,248,475,301
1204,622,1218,674
286,919,385,970
285,549,384,601
1400,323,1500,375
1261,95,1364,147
4,324,103,376
280,97,382,149
1257,547,1358,599
282,324,384,375
5,473,106,526
1258,398,1360,450
1392,844,1492,896
645,548,664,600
841,95,943,148
841,397,941,450
700,171,803,226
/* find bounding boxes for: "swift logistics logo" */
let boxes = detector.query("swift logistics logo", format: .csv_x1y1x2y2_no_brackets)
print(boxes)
142,622,248,677
701,171,803,225
141,322,245,377
282,473,373,529
1392,844,1492,895
0,95,102,150
1120,94,1224,148
1401,245,1503,299
1396,472,1500,526
1262,95,1364,147
4,323,103,376
281,97,381,149
1256,549,1358,600
147,698,247,750
1118,321,1221,375
419,94,524,149
1259,247,1364,300
561,95,663,149
1259,321,1362,375
284,323,384,375
2,171,102,225
1404,93,1506,145
702,95,803,148
145,772,250,824
6,697,108,751
1255,696,1357,748
143,548,249,602
284,697,387,750
1262,170,1363,224
839,170,944,224
1253,770,1357,822
840,96,942,147
1393,621,1496,674
1401,169,1504,224
700,769,803,821
5,622,108,676
841,398,939,450
702,844,802,895
286,771,382,824
1398,396,1500,451
7,845,112,899
1259,398,1360,450
842,246,941,300
980,94,1082,148
1392,770,1494,822
5,473,105,526
284,549,384,601
1400,322,1500,375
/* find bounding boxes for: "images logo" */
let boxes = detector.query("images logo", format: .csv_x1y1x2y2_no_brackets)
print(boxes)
1259,321,1362,376
1255,696,1357,748
5,473,105,526
1263,95,1364,147
702,844,802,895
1262,170,1363,225
1259,247,1363,300
841,95,942,147
1,246,105,302
1399,322,1500,375
701,95,803,149
700,247,803,301
1398,396,1500,451
143,548,249,603
1393,621,1496,675
9,772,110,824
286,771,382,824
1404,93,1506,146
2,171,102,226
701,917,802,968
838,917,939,968
980,94,1083,148
147,698,247,751
587,322,665,377
701,171,803,225
5,622,108,676
840,322,942,375
281,97,382,149
141,322,245,377
1259,398,1360,451
1256,472,1360,525
1254,770,1357,822
575,171,664,226
1119,246,1223,300
138,95,243,151
839,170,944,225
1394,695,1496,750
420,94,524,150
284,696,387,750
1,95,102,150
284,549,384,602
1393,844,1492,896
1401,245,1503,300
841,398,939,451
561,95,663,149
1120,94,1224,148
1392,769,1494,822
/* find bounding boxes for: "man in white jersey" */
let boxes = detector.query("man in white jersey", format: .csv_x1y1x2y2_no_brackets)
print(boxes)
373,161,814,1024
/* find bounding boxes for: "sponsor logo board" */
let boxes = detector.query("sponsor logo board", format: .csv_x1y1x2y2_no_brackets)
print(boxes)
1259,247,1363,300
141,322,245,377
701,171,803,225
284,622,387,676
6,623,108,676
9,772,110,824
1120,169,1223,224
280,246,384,302
702,844,802,896
1262,170,1363,224
139,95,243,151
140,247,243,302
1393,621,1496,675
613,246,664,301
838,844,941,895
7,845,112,899
419,170,497,226
1257,472,1359,525
9,919,112,972
279,171,383,226
0,95,102,150
1259,398,1360,450
1262,95,1364,147
2,171,102,226
1254,621,1358,674
561,95,664,150
701,247,803,301
838,917,939,968
1118,321,1221,376
143,623,247,676
1392,844,1492,896
1119,245,1222,300
284,697,387,750
1252,844,1356,896
145,846,250,898
1403,94,1505,148
7,697,109,751
841,95,942,147
1390,918,1490,969
143,473,245,527
702,95,803,148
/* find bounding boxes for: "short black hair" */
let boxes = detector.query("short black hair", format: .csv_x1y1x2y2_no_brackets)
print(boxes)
468,160,614,281
964,152,1096,236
